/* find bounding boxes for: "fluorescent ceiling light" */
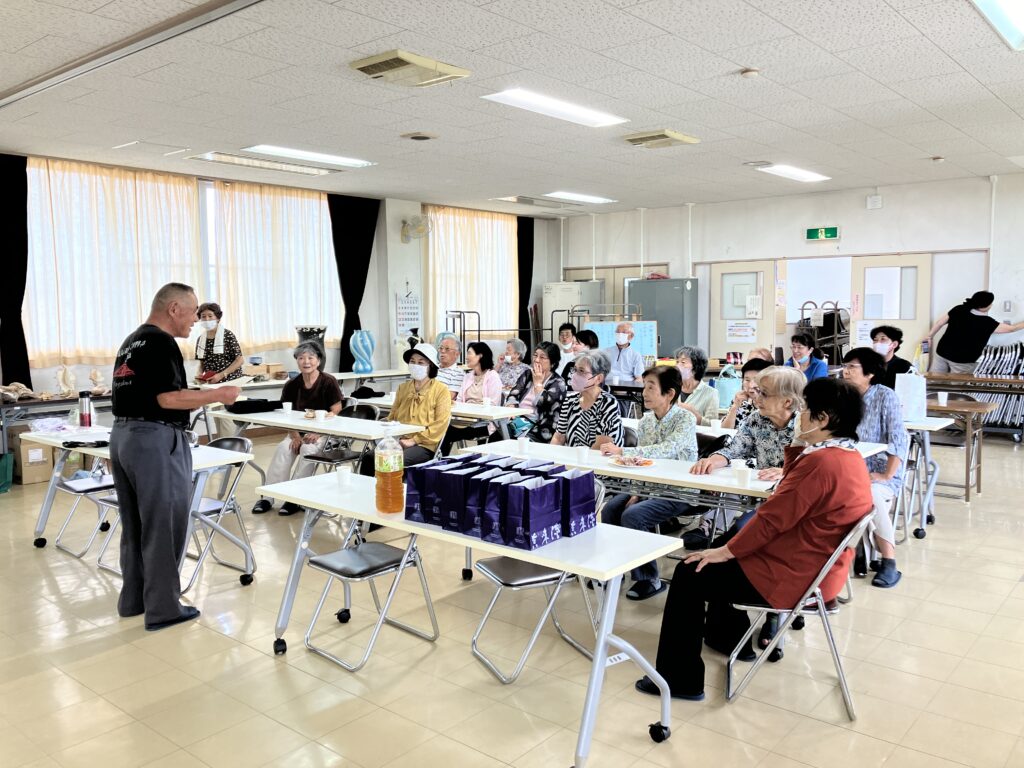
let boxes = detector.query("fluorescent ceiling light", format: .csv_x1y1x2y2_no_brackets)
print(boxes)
111,140,139,149
188,152,335,176
971,0,1024,50
481,88,628,128
755,164,831,183
543,191,617,204
243,144,375,168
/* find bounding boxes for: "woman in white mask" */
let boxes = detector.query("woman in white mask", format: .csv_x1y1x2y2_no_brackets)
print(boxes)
496,338,530,390
360,343,451,474
674,346,719,426
195,302,244,383
551,350,623,449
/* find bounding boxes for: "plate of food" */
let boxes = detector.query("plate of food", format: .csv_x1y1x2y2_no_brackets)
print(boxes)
610,456,654,468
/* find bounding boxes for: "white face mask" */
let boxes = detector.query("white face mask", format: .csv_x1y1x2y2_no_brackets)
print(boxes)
200,319,218,331
615,333,629,346
677,365,693,381
561,341,574,351
872,342,892,356
504,354,513,363
408,363,429,381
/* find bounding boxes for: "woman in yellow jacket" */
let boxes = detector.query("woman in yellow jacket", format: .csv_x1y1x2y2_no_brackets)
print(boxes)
360,343,451,475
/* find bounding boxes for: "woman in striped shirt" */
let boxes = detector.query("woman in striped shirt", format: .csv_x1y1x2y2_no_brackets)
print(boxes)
552,350,623,449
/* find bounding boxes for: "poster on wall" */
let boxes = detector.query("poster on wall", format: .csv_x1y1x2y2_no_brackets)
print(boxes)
745,295,762,318
726,320,758,343
396,293,422,334
854,321,874,346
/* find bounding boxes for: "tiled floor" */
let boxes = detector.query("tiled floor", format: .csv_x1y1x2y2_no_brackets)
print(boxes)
2,435,1024,767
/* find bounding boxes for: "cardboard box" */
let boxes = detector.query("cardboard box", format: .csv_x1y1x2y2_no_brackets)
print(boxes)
13,429,54,484
53,448,84,478
242,364,268,376
265,363,285,374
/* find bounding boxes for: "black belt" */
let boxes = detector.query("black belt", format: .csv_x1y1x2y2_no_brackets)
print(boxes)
114,416,186,430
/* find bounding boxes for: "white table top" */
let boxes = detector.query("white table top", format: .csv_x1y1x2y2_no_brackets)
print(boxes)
622,418,737,438
333,368,409,382
904,416,955,431
256,472,685,582
22,428,254,470
210,409,423,440
357,393,531,422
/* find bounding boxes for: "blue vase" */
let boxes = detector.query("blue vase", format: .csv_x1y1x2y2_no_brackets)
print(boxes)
350,330,375,374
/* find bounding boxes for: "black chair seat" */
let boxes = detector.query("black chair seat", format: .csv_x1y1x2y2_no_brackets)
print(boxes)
476,556,563,588
309,542,409,579
305,449,362,464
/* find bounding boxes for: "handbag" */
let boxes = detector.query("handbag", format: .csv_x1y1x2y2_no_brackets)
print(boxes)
507,415,536,438
716,365,742,408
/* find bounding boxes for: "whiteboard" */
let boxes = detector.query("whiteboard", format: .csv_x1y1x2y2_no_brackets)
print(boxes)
585,321,658,358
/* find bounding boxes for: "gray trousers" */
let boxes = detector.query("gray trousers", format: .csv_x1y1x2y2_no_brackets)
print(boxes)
110,420,193,625
931,354,977,374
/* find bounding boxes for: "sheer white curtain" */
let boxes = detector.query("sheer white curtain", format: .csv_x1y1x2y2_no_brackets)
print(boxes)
424,205,518,341
205,181,342,353
25,158,202,367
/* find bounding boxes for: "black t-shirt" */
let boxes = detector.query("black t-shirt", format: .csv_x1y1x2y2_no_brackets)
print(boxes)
112,324,189,427
878,355,913,390
281,373,343,412
936,305,1000,364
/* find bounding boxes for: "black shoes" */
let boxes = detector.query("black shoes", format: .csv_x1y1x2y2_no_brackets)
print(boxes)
145,606,200,632
252,499,271,514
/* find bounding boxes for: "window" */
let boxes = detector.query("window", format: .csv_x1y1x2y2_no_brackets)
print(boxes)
423,205,518,340
720,272,761,320
864,266,917,320
785,257,852,323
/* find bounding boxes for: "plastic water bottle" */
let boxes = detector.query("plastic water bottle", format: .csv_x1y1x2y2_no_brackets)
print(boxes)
374,436,404,513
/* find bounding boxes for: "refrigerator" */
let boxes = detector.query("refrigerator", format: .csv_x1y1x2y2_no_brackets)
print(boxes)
543,281,605,337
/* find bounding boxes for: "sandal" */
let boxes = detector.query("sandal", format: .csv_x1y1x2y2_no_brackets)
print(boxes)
758,613,779,649
626,580,667,601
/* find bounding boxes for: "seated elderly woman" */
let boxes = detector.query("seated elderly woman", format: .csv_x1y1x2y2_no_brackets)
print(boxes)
634,378,872,701
195,302,245,383
552,350,623,449
599,365,698,600
842,347,909,589
440,342,503,455
253,342,343,516
683,366,805,550
675,345,720,425
560,329,599,380
722,358,773,429
505,341,566,443
496,338,530,390
360,343,452,474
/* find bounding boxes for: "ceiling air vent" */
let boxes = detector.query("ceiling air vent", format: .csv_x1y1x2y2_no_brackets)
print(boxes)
186,152,338,176
624,129,701,149
350,49,470,87
491,195,582,210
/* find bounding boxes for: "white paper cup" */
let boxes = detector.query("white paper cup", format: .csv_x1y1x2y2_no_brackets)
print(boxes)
734,467,752,487
576,446,589,463
281,402,293,413
731,459,747,470
482,397,493,407
314,409,326,422
517,437,529,455
710,419,722,433
937,392,949,406
610,376,619,386
336,465,352,488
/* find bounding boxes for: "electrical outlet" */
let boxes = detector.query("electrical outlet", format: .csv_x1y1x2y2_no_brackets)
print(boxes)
1004,300,1013,312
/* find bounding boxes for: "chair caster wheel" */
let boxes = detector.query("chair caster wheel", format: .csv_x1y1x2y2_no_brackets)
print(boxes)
99,521,110,532
33,537,46,548
926,513,935,524
462,568,473,581
273,638,287,655
336,609,351,623
913,528,926,539
792,616,805,631
648,723,671,743
240,574,254,585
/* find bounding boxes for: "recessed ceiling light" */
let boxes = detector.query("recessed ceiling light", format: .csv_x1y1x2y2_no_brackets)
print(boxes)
242,144,375,168
753,163,831,183
543,191,618,204
188,152,335,176
481,88,628,128
739,67,761,78
971,0,1024,50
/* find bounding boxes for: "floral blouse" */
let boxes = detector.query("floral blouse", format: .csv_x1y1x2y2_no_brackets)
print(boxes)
507,369,566,443
197,329,243,381
499,361,530,389
714,410,796,469
624,405,697,461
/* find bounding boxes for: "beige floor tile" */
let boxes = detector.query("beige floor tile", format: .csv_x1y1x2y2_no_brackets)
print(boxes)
885,618,978,656
18,696,133,753
644,721,767,767
511,727,646,768
773,718,894,768
864,638,961,681
925,682,1024,736
330,660,440,707
0,724,47,767
881,745,972,768
130,623,240,667
385,678,495,731
318,710,434,768
1005,738,1024,768
141,687,260,746
186,714,309,768
266,683,378,739
0,669,97,724
52,722,178,768
442,701,561,763
900,712,1017,768
687,696,803,751
381,734,506,767
261,741,362,767
844,661,944,709
60,645,174,694
102,669,207,719
812,689,921,743
755,756,814,768
142,750,212,768
948,659,1024,702
212,661,323,710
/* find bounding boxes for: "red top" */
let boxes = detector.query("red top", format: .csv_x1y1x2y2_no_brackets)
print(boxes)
728,445,872,608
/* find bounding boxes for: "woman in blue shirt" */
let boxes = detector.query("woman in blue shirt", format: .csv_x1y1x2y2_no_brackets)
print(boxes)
785,333,829,381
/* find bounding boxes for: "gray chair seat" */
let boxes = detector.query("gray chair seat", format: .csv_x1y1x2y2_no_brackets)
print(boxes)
310,542,409,579
476,556,563,588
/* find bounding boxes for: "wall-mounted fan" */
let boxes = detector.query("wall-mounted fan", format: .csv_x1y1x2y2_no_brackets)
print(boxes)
401,215,432,243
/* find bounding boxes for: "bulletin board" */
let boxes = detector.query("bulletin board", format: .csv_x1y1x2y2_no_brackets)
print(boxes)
584,321,658,358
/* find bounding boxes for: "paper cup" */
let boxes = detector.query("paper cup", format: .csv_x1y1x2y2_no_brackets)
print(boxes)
734,467,752,488
731,459,747,470
576,446,589,463
710,419,722,433
937,392,949,406
517,437,529,455
281,402,293,413
336,465,352,488
314,409,326,422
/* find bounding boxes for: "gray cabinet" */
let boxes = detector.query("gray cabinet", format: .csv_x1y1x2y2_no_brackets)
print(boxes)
627,278,698,357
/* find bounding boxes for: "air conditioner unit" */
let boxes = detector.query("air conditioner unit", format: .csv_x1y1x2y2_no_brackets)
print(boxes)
491,195,581,210
624,129,701,148
350,49,470,87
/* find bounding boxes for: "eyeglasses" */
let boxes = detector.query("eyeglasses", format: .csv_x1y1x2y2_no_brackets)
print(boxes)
750,387,777,399
842,363,862,371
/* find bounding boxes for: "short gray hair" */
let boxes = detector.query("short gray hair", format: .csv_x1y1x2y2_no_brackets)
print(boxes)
674,345,708,380
151,282,195,313
757,366,805,412
507,338,527,359
293,341,323,361
435,332,461,353
575,349,612,378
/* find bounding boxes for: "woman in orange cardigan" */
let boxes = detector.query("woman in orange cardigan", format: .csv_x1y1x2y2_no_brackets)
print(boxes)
635,378,873,701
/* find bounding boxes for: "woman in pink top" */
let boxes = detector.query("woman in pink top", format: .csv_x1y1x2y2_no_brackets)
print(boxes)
439,342,502,455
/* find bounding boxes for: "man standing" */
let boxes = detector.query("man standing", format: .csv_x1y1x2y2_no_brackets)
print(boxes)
435,333,465,399
604,321,645,383
111,283,240,631
870,325,914,390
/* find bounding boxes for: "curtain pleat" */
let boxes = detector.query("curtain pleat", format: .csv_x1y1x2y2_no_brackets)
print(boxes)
0,154,32,386
326,194,380,372
516,216,535,350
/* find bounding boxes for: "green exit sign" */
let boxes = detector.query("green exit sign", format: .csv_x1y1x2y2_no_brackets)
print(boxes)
806,226,840,241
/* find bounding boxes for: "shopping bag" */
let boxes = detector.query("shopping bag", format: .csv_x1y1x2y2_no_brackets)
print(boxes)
716,364,742,408
515,461,566,478
552,468,597,536
505,477,563,550
895,372,926,421
438,464,490,533
462,467,508,537
481,472,525,544
0,453,12,494
405,457,463,524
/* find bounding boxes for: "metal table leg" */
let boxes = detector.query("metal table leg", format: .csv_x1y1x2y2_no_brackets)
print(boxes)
273,506,327,654
32,449,70,547
964,415,974,503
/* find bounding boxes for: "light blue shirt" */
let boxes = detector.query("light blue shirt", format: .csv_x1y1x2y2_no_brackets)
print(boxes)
604,344,645,381
858,384,910,491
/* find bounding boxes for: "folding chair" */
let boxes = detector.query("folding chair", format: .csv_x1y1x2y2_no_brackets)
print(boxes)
301,403,380,475
471,559,594,684
727,510,874,721
304,535,438,672
53,462,118,558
